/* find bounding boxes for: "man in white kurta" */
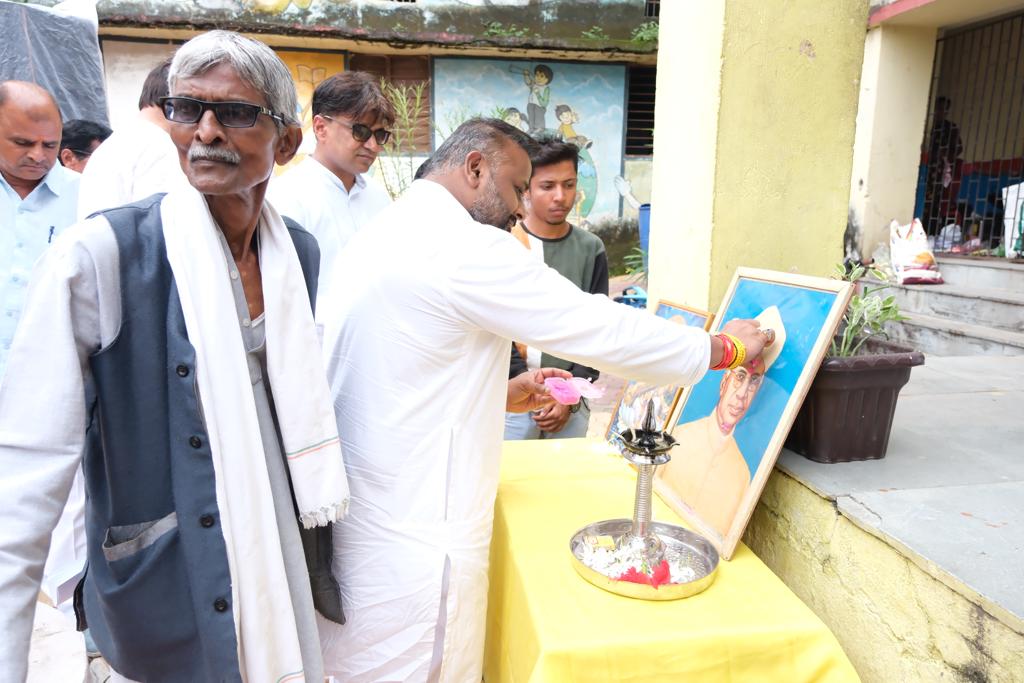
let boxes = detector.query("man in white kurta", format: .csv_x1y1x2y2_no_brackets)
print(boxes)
76,58,182,220
268,71,394,310
317,118,771,682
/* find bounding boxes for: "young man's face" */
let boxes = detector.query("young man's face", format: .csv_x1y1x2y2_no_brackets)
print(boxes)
524,158,577,227
314,111,389,180
535,70,550,86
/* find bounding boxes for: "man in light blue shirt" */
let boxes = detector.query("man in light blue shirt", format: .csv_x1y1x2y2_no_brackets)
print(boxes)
0,81,80,378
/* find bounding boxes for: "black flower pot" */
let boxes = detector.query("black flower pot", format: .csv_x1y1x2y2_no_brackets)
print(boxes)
786,339,925,463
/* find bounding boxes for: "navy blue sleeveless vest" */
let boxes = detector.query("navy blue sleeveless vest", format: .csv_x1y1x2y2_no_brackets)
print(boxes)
78,194,321,682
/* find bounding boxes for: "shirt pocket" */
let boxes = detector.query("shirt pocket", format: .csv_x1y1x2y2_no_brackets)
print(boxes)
102,511,178,568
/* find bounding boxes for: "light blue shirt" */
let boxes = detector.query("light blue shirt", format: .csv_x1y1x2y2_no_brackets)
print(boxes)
0,164,80,378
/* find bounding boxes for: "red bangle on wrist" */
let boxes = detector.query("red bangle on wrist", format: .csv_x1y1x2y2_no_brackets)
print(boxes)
711,333,735,371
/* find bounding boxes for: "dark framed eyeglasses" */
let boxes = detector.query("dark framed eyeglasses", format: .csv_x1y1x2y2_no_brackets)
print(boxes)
160,96,285,128
65,149,94,159
320,114,392,145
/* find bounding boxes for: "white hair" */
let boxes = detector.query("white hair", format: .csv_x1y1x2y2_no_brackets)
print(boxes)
168,30,299,127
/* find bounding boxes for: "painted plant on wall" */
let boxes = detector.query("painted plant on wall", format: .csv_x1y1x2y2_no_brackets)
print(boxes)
433,57,626,223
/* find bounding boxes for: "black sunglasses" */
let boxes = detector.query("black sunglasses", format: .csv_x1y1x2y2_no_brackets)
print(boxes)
320,114,392,145
160,96,285,128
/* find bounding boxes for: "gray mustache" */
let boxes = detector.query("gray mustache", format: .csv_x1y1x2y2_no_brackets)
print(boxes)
188,144,240,165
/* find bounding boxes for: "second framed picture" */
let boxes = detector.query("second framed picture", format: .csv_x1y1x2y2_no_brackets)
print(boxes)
605,300,714,447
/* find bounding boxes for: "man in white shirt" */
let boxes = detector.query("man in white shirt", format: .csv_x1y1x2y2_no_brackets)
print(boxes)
0,80,80,379
268,71,394,310
77,57,182,219
316,118,773,682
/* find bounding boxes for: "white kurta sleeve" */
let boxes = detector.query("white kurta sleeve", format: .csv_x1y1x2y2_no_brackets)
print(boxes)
444,225,710,387
0,218,116,680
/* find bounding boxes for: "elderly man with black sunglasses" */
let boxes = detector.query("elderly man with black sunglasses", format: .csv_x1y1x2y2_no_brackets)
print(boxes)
0,30,349,683
268,71,396,312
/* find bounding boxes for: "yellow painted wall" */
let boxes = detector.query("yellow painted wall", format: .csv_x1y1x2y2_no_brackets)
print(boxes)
745,470,1024,682
710,0,867,304
650,0,867,311
647,1,726,311
849,25,937,257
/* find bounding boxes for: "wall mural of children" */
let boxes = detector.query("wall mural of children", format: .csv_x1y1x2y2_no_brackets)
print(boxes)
435,57,625,220
510,64,553,134
555,104,592,149
502,107,529,132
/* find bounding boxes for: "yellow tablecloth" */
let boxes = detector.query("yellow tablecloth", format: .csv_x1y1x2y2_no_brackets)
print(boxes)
484,438,859,683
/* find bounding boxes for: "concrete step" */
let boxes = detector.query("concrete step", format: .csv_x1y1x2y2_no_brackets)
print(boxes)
886,311,1024,357
882,282,1024,333
935,255,1024,290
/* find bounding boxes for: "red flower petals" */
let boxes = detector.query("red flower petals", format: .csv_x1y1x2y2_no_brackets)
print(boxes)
650,559,671,587
616,560,672,588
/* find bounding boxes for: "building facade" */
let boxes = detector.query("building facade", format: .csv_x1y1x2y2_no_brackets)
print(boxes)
55,0,660,230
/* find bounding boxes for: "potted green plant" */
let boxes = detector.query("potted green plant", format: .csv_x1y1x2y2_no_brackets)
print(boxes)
785,263,925,463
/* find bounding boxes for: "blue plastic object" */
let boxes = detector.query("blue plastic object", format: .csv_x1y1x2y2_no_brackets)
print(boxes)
638,203,651,271
614,285,648,309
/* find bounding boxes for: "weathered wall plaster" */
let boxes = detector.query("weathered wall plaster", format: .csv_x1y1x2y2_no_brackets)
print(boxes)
744,470,1024,683
708,0,865,306
36,0,658,57
649,0,866,313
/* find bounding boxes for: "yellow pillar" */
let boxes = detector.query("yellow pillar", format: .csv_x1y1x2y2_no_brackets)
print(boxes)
849,25,937,259
649,0,869,312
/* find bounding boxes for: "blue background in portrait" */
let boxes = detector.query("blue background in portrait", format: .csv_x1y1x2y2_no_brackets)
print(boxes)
676,279,838,478
432,58,626,219
655,303,709,328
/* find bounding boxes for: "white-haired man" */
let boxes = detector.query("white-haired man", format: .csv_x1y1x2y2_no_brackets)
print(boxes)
0,31,349,682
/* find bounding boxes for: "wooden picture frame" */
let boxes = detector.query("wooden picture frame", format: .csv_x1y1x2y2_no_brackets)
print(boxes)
655,269,853,560
604,300,714,446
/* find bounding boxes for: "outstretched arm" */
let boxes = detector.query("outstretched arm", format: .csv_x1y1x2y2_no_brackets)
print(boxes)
506,367,572,413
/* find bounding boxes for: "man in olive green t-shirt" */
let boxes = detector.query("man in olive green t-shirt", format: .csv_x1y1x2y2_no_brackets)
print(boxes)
505,137,609,439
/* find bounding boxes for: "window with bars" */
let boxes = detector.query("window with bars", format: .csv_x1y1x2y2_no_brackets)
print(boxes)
348,54,431,153
916,11,1024,252
625,66,656,156
644,0,660,18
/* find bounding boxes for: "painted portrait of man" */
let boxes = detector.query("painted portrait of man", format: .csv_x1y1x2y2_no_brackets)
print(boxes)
657,306,787,536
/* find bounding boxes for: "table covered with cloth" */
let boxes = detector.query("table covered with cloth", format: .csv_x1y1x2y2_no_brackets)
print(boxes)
483,438,859,683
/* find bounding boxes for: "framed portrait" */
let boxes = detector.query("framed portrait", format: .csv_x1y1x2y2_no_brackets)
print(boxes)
655,269,852,560
605,300,713,446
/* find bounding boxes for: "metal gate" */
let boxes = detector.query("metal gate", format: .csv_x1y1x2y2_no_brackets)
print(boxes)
917,11,1024,257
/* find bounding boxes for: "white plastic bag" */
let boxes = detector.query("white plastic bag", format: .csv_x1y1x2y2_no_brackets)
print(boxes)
890,218,944,285
1002,182,1024,259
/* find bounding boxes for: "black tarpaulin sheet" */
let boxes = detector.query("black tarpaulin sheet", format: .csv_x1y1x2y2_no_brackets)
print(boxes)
0,0,107,125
